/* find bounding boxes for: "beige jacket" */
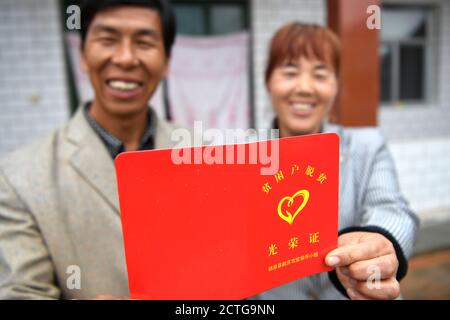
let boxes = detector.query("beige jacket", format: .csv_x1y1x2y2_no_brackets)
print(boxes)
0,107,179,299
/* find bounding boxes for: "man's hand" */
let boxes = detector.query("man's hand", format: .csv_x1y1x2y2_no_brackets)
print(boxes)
326,232,400,300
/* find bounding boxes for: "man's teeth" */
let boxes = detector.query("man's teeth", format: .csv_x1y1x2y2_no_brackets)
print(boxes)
108,80,140,91
291,103,313,112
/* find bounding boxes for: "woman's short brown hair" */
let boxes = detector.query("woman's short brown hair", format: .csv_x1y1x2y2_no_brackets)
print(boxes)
265,22,341,85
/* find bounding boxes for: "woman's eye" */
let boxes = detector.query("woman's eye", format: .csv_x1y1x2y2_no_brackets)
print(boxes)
314,73,328,81
284,71,298,78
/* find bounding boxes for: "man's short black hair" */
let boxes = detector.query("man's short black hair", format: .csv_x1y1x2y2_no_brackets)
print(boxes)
80,0,176,57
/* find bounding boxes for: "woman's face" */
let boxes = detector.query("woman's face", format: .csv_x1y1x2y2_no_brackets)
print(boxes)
268,56,338,137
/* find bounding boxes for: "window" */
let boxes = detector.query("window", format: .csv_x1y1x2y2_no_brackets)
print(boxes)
173,0,249,35
171,0,253,128
380,5,434,105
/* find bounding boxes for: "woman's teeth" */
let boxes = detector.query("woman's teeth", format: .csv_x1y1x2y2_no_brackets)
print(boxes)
291,103,313,112
108,80,140,91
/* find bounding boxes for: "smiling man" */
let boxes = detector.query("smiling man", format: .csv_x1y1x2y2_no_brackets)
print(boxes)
81,0,176,154
81,1,174,153
0,0,180,299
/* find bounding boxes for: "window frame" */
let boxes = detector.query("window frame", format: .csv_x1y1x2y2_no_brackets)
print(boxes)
172,0,250,36
380,3,437,108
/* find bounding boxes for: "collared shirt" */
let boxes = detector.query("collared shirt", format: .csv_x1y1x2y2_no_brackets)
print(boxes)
83,103,156,159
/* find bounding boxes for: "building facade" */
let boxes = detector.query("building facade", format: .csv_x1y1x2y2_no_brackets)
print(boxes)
0,0,449,252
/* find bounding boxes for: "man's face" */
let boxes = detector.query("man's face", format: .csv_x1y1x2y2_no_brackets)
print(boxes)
81,6,168,117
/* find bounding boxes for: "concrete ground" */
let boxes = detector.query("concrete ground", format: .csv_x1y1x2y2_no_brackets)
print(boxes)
401,248,450,299
401,221,450,300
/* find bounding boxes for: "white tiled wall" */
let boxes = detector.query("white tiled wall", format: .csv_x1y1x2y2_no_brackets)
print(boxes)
388,138,450,225
0,0,69,155
251,0,327,130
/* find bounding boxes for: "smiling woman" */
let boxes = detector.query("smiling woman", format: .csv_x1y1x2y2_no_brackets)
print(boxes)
265,23,340,137
251,22,420,301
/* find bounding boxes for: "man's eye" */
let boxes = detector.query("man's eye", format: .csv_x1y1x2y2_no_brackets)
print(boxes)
137,40,155,49
98,38,116,45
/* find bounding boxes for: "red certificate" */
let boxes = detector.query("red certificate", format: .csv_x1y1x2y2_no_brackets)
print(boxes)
115,133,339,299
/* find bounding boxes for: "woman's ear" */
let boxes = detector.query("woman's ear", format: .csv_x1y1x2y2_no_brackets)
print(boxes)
327,83,340,123
265,76,274,95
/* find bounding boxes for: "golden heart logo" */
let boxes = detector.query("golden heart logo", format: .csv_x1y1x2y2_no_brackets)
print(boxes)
277,189,310,225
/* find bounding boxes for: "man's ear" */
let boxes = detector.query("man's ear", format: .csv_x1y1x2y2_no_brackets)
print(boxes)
162,58,171,79
80,48,89,73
